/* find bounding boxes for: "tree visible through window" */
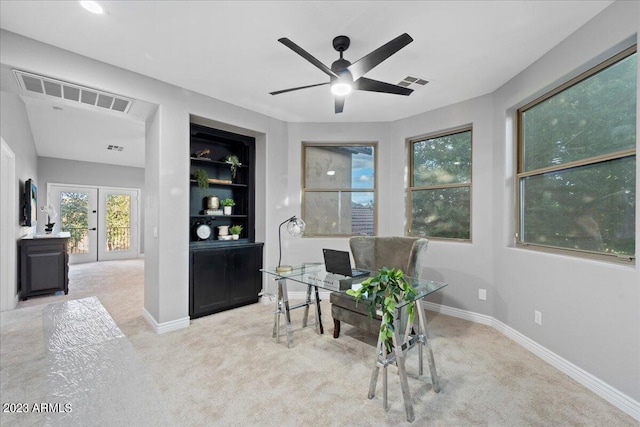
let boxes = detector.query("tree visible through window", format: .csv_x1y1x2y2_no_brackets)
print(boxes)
517,46,636,260
409,128,472,240
302,143,376,236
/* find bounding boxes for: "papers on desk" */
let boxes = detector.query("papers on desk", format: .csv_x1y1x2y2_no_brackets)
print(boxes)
304,273,353,291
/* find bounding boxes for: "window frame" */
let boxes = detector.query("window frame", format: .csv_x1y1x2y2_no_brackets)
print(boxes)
407,125,473,242
301,141,378,237
515,45,637,264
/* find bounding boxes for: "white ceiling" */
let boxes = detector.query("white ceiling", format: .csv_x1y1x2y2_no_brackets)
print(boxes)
0,0,614,167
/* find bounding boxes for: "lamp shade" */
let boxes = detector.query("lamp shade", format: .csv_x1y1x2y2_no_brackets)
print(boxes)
286,217,305,237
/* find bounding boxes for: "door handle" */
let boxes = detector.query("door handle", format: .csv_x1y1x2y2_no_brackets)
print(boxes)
90,228,97,231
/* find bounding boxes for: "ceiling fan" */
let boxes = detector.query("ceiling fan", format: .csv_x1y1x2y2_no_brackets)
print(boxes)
270,33,414,114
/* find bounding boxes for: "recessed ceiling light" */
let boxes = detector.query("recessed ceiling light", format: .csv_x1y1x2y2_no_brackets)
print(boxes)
80,1,104,14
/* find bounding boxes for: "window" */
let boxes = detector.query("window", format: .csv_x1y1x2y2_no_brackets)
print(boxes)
409,127,472,240
517,46,636,261
302,143,376,236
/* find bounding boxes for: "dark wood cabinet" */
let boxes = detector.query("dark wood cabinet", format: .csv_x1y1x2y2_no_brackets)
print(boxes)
19,234,70,300
189,122,263,319
190,243,264,318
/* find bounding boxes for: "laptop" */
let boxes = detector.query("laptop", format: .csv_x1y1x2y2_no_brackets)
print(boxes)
322,249,370,278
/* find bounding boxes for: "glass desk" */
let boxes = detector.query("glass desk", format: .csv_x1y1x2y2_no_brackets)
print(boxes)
261,264,447,422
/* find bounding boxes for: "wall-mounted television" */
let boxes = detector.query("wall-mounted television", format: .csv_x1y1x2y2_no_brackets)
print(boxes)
22,178,37,227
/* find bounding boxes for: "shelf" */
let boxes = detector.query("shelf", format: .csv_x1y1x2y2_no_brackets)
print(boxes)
191,214,248,219
189,179,248,188
189,239,256,249
190,157,248,167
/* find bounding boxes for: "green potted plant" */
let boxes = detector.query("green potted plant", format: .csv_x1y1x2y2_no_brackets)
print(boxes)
229,224,243,240
221,198,235,215
193,169,209,197
224,154,241,179
347,267,417,353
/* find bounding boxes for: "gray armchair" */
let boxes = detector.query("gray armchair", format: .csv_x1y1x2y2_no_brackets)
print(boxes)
330,236,429,338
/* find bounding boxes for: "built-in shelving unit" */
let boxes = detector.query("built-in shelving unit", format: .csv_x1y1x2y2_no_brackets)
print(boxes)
189,123,263,318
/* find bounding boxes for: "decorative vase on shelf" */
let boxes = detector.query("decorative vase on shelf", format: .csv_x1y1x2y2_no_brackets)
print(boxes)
206,195,219,210
44,223,55,234
217,225,229,236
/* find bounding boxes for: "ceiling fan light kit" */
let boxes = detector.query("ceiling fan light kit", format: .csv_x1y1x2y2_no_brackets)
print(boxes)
271,33,414,114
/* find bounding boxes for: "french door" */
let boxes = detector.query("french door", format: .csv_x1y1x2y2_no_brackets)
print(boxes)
49,184,139,264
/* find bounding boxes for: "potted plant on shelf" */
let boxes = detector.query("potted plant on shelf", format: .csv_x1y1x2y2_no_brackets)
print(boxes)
221,198,235,215
193,169,209,197
347,267,417,353
224,154,241,179
229,224,243,240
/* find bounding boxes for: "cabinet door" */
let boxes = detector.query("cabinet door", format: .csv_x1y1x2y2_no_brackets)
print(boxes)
191,249,228,317
21,240,68,298
228,246,261,305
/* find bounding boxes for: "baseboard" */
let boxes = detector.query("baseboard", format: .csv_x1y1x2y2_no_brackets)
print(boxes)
142,308,190,334
423,301,640,422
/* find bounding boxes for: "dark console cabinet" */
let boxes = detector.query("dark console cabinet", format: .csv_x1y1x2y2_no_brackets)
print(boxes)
190,243,264,318
19,234,70,300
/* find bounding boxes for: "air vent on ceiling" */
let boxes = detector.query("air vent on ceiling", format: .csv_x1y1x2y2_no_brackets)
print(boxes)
397,76,429,90
107,145,125,152
13,69,134,113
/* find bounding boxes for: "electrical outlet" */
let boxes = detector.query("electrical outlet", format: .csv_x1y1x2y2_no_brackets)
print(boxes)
478,289,487,301
535,310,542,325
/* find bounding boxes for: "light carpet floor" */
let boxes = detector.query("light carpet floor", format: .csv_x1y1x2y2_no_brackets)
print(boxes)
1,259,636,426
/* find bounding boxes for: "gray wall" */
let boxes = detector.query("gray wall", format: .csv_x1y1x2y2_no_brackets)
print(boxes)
0,0,637,411
37,156,145,252
0,86,38,308
0,89,38,235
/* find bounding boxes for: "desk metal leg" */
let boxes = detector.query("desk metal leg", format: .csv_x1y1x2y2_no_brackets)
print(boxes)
272,278,294,348
367,299,441,423
314,286,323,335
302,284,311,328
393,314,415,422
416,299,440,392
272,280,324,348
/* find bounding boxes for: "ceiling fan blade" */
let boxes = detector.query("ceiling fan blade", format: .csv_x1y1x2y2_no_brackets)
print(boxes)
354,77,413,96
347,33,413,81
334,96,345,114
270,82,329,95
278,38,339,79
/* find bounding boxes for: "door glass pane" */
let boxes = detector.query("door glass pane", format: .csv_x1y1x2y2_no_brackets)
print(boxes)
106,194,131,252
60,192,89,254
